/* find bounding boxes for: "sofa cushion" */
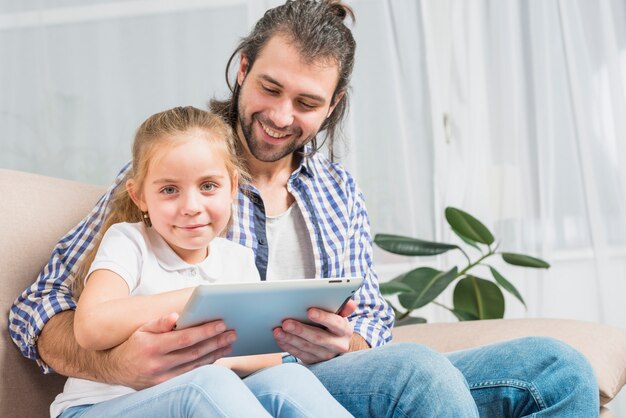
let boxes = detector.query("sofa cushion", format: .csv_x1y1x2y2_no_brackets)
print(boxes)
392,318,626,405
1,169,106,418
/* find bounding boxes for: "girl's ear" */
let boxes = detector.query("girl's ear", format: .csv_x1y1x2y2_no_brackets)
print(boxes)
126,179,148,212
237,54,249,87
230,171,239,200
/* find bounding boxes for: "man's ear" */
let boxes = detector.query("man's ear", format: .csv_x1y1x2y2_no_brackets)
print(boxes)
126,179,147,212
328,90,346,118
237,54,249,87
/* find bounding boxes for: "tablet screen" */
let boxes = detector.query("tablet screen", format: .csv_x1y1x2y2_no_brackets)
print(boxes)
174,277,363,356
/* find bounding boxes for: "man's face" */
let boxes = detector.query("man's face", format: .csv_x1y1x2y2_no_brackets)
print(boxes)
236,35,343,163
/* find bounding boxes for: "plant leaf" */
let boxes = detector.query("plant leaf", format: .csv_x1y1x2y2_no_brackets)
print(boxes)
501,253,550,269
450,309,480,321
451,229,481,250
453,276,505,320
379,281,414,295
445,207,495,245
395,316,428,326
398,267,442,291
398,267,459,311
489,266,526,308
374,234,458,256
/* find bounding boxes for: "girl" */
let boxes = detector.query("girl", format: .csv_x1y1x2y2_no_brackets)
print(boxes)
51,106,352,418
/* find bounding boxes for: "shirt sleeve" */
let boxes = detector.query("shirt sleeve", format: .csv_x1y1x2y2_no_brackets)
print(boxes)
345,185,395,348
87,223,144,293
7,163,131,373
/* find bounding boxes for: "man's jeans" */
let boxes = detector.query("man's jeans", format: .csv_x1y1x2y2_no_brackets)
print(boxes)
308,337,599,417
59,363,352,417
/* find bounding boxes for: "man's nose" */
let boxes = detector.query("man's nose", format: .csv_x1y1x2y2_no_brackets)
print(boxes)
269,98,294,128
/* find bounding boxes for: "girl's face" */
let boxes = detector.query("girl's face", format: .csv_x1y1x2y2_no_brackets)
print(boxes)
129,130,237,264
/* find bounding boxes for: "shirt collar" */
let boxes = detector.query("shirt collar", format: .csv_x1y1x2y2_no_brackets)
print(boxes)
145,227,223,279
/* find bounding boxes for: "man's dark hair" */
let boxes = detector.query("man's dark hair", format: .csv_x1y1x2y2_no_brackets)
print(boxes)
210,0,356,161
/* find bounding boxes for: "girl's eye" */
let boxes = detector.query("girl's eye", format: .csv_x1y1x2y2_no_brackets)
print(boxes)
200,182,217,192
160,186,178,195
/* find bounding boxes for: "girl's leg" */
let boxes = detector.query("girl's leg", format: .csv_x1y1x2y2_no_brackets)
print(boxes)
59,365,271,418
244,363,353,418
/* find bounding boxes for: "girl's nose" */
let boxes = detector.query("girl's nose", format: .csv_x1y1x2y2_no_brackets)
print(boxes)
180,191,202,216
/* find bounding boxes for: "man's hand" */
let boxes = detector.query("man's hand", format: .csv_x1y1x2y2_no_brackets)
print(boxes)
107,313,236,390
273,300,370,364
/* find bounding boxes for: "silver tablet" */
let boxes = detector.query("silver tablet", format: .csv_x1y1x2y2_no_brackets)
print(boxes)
174,277,364,357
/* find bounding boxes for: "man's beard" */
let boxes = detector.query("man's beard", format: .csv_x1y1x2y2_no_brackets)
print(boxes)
239,111,313,163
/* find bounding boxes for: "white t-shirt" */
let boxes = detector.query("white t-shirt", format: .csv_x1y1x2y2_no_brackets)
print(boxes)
265,203,316,280
50,222,259,418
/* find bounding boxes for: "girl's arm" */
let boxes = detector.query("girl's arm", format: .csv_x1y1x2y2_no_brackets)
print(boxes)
74,269,194,351
215,353,282,377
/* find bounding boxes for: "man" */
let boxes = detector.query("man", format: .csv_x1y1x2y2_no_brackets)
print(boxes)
10,1,598,416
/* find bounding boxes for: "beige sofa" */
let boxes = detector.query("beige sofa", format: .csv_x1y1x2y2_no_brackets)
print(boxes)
2,168,626,417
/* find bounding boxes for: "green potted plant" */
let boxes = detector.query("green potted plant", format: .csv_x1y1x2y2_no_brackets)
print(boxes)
374,207,550,325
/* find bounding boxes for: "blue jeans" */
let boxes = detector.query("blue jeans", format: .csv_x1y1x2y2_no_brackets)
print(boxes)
307,337,599,417
60,363,352,418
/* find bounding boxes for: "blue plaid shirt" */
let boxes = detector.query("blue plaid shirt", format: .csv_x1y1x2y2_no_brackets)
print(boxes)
9,151,395,373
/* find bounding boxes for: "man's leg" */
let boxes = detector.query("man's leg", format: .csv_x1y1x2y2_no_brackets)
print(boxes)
244,363,353,417
59,365,272,418
307,342,479,418
446,336,600,417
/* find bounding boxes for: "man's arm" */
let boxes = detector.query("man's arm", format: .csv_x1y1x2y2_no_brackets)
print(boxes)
38,311,114,382
40,309,236,389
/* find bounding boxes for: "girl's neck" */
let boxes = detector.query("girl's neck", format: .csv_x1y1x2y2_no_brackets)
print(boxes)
172,245,209,265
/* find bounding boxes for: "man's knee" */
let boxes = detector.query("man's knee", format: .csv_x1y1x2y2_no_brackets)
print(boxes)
523,337,598,398
383,343,470,389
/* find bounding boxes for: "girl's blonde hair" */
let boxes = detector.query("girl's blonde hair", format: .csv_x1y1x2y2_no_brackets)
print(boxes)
73,106,248,297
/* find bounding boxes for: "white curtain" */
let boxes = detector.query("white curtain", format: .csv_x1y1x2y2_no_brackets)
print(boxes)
414,0,626,326
416,0,626,412
2,0,625,411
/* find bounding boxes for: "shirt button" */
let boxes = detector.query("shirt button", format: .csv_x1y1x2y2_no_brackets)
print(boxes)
258,238,266,245
190,269,197,276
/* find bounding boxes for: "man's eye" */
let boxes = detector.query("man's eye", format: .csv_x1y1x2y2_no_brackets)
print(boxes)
262,85,279,95
299,101,316,110
160,186,178,195
200,182,216,192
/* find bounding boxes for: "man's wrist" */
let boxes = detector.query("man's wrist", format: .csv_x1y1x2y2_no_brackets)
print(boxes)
348,333,371,352
281,353,299,363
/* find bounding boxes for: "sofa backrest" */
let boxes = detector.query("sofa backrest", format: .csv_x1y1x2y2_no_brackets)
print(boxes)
1,169,106,417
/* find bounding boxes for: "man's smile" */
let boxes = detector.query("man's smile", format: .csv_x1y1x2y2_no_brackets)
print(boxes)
259,120,289,139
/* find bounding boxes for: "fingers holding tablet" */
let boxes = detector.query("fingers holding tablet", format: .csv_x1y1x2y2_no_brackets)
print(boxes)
274,311,353,364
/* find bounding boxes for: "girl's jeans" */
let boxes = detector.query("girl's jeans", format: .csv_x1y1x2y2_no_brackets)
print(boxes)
60,363,352,418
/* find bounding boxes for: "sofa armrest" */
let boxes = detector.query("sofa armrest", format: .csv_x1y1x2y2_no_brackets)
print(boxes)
392,318,626,406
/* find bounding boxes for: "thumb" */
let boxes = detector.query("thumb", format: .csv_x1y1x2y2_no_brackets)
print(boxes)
338,299,357,318
139,312,179,333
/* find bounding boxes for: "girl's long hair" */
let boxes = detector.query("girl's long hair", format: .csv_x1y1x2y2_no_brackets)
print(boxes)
72,106,248,297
